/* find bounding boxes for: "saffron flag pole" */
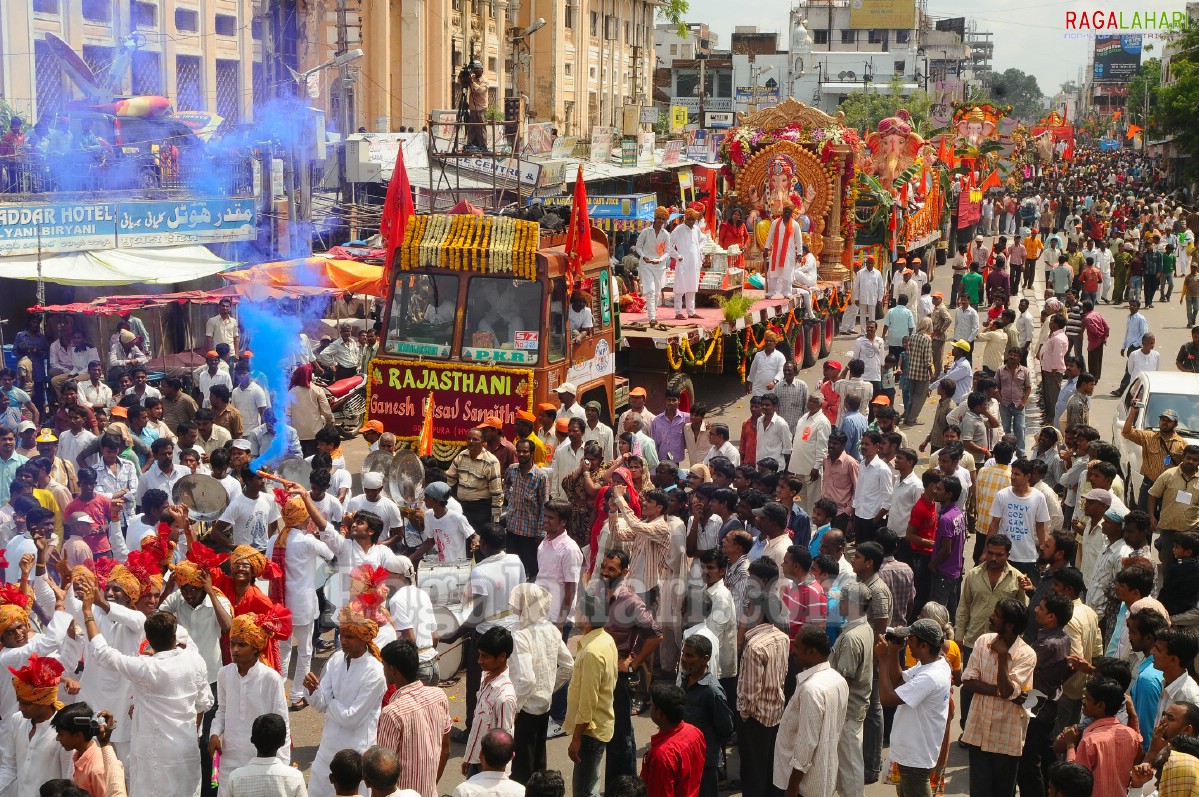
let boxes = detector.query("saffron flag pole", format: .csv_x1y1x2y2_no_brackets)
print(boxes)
563,164,593,290
379,142,415,294
980,169,1001,192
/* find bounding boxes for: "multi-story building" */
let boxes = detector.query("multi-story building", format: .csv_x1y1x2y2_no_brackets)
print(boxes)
0,1,263,124
309,0,657,136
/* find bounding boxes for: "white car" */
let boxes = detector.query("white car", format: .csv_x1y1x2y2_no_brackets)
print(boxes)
1112,370,1199,505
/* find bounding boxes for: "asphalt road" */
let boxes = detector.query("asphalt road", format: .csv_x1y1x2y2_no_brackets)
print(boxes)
286,240,1190,796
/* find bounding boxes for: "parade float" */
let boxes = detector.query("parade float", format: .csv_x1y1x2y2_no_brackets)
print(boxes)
943,102,1013,243
854,109,945,272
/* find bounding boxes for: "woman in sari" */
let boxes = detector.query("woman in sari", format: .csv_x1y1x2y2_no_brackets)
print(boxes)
719,207,750,268
561,442,607,552
587,465,641,578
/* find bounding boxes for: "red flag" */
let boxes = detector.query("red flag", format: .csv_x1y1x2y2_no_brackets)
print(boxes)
980,169,1001,191
943,139,957,170
379,144,415,292
564,164,593,286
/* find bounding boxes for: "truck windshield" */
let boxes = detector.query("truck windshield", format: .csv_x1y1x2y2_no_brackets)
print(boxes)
383,272,459,358
462,277,543,365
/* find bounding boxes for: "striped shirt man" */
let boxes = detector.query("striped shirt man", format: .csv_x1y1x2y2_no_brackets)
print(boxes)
737,622,790,727
377,680,453,797
502,463,548,538
463,668,516,766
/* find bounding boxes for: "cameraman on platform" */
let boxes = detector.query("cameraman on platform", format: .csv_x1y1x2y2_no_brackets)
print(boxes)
462,60,490,154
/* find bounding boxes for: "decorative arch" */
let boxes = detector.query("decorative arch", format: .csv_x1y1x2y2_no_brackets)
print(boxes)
738,141,832,259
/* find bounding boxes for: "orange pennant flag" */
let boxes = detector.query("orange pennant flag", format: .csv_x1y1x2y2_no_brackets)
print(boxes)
980,169,1001,191
1126,124,1143,140
417,392,435,456
1112,110,1122,121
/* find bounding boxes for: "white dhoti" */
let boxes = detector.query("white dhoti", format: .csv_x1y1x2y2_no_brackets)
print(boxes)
1100,265,1112,302
767,265,794,298
639,262,668,321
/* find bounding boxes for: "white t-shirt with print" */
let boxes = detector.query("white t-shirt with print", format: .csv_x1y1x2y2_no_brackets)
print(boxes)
422,508,474,562
989,487,1049,563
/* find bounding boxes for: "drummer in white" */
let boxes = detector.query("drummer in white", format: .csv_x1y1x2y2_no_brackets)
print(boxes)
412,481,476,563
387,556,441,685
346,472,404,546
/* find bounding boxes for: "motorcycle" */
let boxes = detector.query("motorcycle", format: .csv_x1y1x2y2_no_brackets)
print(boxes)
314,373,367,439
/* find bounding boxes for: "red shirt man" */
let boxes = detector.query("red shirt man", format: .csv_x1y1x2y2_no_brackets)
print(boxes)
641,691,706,797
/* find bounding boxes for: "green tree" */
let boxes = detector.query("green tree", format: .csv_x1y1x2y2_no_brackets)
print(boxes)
988,68,1044,122
837,75,934,135
1126,57,1162,131
1157,26,1199,176
658,0,689,34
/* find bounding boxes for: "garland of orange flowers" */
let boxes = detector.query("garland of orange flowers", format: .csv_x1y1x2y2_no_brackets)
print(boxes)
666,335,724,370
398,214,540,278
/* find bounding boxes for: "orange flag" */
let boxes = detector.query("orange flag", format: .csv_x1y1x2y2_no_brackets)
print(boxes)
1126,124,1143,140
980,169,1001,191
563,164,593,289
417,392,435,456
1112,110,1122,121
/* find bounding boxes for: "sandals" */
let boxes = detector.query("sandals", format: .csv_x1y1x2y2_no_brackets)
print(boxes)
288,698,308,712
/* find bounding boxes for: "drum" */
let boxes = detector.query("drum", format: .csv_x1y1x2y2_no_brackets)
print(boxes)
418,560,472,606
172,474,231,522
433,604,465,682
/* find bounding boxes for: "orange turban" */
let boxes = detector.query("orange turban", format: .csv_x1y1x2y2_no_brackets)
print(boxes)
9,653,64,710
106,564,143,603
338,605,381,661
230,546,271,579
0,604,28,636
230,605,293,660
172,560,207,589
280,494,309,531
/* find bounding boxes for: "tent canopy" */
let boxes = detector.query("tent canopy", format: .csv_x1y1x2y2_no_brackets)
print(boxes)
220,257,386,297
31,284,338,316
2,245,234,286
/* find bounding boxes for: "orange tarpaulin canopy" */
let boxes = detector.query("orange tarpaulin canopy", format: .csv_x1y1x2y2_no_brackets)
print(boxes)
222,257,386,297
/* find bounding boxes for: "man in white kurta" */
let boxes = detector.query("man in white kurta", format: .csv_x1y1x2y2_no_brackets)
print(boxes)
843,257,885,334
267,490,335,708
746,331,787,398
764,206,804,299
304,610,387,797
0,599,73,723
66,570,146,764
82,601,214,797
211,614,292,797
669,211,705,318
0,655,74,797
636,208,673,324
793,245,820,318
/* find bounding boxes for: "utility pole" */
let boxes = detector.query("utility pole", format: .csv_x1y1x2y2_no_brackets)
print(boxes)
336,0,356,238
698,53,707,129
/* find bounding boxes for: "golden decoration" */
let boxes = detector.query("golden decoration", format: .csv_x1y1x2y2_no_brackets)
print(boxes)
737,141,832,260
737,99,845,133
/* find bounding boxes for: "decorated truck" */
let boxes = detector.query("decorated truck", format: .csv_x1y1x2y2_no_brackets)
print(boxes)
367,213,618,460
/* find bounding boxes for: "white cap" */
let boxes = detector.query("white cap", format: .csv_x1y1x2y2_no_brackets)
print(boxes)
230,439,252,451
555,382,578,395
68,511,95,525
362,471,384,490
17,420,35,433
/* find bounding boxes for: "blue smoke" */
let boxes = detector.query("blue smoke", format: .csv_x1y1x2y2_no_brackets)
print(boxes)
240,301,303,470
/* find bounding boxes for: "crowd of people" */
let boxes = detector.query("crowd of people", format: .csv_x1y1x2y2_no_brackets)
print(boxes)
3,144,1199,797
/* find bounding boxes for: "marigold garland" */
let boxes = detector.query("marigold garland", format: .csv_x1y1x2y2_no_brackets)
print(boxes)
399,214,540,278
666,335,724,370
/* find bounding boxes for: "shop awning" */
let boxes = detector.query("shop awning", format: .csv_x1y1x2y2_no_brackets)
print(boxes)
2,245,234,286
30,284,339,316
220,256,387,297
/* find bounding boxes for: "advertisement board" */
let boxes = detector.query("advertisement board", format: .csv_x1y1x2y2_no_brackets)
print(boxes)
670,105,689,133
704,112,735,129
539,194,656,221
366,360,534,443
0,198,257,256
590,127,613,163
848,0,915,29
1093,35,1143,84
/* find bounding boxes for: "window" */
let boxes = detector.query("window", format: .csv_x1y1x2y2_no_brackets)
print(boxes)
565,62,573,76
841,29,855,44
384,274,460,359
175,55,202,111
132,1,156,27
82,0,111,22
251,18,262,39
215,14,237,36
625,22,630,43
132,50,162,96
670,44,677,55
591,12,599,36
565,5,574,28
548,279,568,363
33,0,58,12
216,60,240,122
894,60,905,75
717,72,732,96
868,29,883,43
463,277,543,364
896,30,910,44
175,8,198,32
813,29,828,45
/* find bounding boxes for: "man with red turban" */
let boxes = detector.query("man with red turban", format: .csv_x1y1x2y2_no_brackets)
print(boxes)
0,563,72,724
209,607,293,796
2,653,74,796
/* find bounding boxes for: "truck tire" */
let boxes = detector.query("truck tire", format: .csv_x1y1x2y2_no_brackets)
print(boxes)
667,372,696,413
819,314,835,358
800,323,818,369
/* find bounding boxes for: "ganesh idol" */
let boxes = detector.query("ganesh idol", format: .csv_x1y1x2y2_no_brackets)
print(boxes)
863,109,925,188
747,155,817,234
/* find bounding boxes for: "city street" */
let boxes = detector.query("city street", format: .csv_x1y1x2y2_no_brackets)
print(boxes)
280,236,1188,795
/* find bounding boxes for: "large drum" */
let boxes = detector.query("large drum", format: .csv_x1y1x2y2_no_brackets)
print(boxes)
432,604,466,682
418,560,472,606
